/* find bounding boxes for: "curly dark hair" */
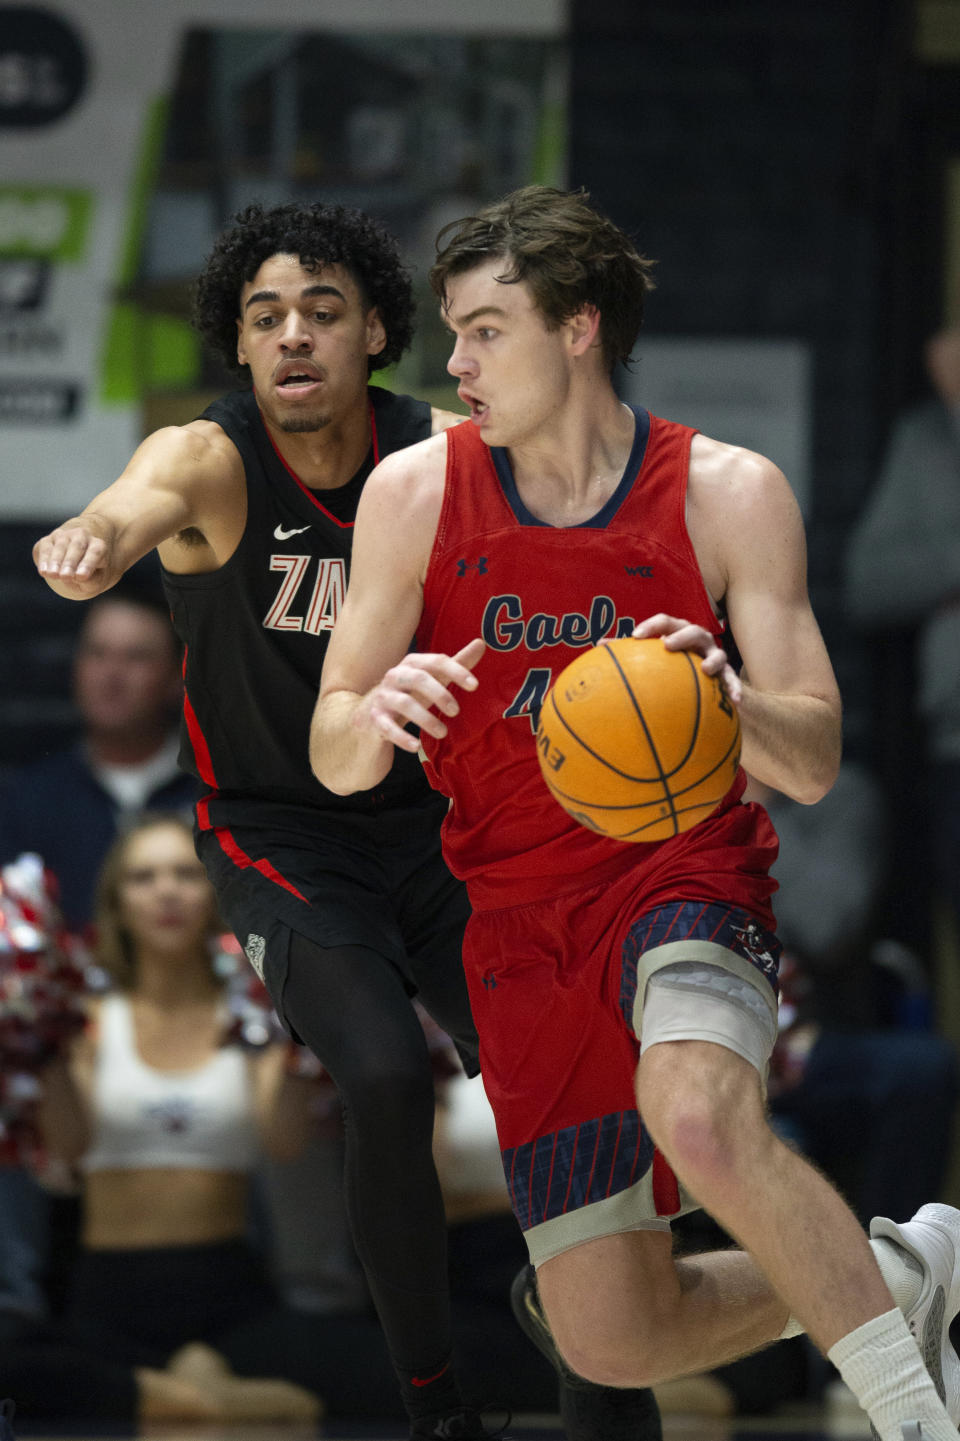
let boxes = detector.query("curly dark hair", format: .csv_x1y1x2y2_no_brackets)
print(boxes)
193,201,415,377
430,186,655,373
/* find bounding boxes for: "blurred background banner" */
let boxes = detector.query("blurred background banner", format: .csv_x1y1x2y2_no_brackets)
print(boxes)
0,1,183,515
0,0,566,517
622,338,813,517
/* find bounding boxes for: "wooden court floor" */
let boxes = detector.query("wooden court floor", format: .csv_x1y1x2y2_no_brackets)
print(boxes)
11,1404,875,1440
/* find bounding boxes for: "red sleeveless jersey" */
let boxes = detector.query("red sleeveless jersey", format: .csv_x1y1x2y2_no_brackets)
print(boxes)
418,408,778,919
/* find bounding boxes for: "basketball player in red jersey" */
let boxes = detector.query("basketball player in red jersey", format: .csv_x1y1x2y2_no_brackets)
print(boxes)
312,185,960,1441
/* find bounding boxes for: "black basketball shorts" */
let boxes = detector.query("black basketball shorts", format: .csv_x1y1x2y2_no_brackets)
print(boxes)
195,795,477,1074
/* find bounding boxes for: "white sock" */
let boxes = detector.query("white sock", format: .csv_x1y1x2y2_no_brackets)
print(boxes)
828,1308,955,1441
777,1232,924,1342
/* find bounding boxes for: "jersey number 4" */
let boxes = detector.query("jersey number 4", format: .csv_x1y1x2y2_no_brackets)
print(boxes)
503,667,553,731
263,555,346,634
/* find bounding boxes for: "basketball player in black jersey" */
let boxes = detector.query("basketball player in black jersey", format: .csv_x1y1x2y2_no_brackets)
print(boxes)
33,201,658,1441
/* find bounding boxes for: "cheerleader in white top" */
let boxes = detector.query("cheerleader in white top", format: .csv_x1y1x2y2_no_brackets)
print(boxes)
35,813,321,1423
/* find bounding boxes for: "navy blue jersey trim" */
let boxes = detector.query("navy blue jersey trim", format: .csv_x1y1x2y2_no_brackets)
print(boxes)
503,1109,653,1230
619,900,781,1031
490,405,651,529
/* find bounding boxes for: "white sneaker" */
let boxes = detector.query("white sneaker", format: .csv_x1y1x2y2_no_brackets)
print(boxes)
870,1203,960,1425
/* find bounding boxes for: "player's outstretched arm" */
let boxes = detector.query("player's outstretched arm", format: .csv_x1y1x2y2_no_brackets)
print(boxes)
311,438,483,795
33,422,234,600
684,437,842,804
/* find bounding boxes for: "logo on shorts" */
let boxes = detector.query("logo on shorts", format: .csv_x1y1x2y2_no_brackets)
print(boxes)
730,921,777,984
244,933,266,980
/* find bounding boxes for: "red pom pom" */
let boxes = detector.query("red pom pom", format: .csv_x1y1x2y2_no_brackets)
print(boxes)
0,855,89,1168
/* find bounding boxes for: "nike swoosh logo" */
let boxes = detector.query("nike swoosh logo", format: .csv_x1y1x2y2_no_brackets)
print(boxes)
410,1363,450,1387
274,524,310,540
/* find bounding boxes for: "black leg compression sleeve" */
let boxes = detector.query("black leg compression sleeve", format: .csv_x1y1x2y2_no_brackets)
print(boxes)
281,935,454,1376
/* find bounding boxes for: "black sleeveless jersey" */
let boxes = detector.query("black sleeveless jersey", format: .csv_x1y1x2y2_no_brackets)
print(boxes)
161,386,433,823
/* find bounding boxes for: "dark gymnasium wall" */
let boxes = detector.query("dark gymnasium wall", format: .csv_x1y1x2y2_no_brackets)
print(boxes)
569,0,943,753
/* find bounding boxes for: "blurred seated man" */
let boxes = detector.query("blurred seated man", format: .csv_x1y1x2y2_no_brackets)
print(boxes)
0,583,196,936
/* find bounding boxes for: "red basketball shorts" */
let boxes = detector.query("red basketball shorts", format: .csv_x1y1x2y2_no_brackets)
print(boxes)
462,875,780,1266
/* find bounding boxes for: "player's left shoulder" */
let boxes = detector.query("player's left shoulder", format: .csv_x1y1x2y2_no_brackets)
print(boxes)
689,432,799,520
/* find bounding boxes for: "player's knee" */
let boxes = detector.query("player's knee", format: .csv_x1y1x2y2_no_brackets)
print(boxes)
637,1055,759,1194
557,1340,640,1389
657,1098,733,1189
341,1055,435,1133
552,1315,667,1389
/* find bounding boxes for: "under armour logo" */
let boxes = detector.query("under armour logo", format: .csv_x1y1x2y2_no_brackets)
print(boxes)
482,971,497,990
456,557,488,576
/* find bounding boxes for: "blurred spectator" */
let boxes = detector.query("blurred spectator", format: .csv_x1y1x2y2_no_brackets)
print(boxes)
0,584,197,935
0,584,198,1359
844,326,960,941
754,762,959,1224
2,813,322,1425
0,1171,48,1348
432,1062,558,1416
0,853,87,1350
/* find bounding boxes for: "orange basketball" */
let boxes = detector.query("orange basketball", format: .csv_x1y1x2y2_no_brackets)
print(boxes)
535,637,741,842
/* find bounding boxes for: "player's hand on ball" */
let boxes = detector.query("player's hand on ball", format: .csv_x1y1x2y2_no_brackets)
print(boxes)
361,638,484,751
632,613,741,705
536,637,741,841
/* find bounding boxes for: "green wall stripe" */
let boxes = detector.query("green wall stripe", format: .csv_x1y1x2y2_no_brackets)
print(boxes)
99,94,172,405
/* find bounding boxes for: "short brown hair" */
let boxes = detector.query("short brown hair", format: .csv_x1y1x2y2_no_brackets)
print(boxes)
430,185,655,372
